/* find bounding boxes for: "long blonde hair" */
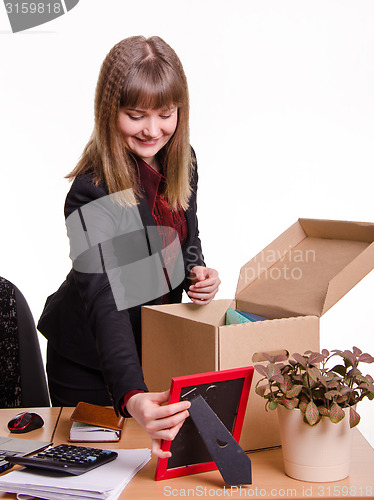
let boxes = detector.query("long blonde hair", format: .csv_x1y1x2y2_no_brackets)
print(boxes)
67,36,192,210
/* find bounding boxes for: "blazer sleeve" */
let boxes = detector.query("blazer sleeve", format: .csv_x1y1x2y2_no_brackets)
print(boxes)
64,174,148,413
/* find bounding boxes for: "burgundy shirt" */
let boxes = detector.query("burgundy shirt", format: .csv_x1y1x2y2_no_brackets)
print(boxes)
136,158,188,248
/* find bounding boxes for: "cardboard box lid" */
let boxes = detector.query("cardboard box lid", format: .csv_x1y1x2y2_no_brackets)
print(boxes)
236,218,374,318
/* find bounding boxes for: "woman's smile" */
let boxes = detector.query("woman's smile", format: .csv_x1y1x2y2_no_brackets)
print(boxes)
135,137,160,145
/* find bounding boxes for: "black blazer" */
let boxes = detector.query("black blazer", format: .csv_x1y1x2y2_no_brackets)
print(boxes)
38,156,205,412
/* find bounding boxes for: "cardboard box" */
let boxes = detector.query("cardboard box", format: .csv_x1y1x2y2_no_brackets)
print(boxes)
142,218,374,451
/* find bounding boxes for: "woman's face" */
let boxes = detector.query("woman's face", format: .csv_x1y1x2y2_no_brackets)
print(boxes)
118,106,178,169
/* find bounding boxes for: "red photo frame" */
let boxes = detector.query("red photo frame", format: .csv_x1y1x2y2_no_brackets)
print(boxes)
155,366,254,481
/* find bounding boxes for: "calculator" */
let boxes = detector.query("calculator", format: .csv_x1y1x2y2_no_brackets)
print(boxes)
4,444,118,475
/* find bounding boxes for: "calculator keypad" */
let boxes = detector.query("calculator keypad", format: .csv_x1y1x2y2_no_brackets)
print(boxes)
5,444,118,475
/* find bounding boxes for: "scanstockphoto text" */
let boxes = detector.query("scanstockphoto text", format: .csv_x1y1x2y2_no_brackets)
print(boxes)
239,247,316,285
163,484,373,497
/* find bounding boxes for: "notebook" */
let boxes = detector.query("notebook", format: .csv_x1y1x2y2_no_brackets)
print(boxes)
69,402,124,442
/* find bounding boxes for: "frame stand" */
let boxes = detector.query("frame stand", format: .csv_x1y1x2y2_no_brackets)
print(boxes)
183,391,252,485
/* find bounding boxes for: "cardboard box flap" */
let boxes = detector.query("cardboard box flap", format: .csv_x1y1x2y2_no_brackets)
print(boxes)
236,219,374,318
236,220,307,297
143,299,233,326
299,218,374,242
321,244,374,315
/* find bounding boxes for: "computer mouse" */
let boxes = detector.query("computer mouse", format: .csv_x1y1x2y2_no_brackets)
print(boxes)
7,412,44,433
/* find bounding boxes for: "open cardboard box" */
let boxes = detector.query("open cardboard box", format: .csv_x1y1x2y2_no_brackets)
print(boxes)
142,218,374,451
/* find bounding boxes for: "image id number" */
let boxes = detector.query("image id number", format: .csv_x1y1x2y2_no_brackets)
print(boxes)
5,3,62,14
317,485,373,497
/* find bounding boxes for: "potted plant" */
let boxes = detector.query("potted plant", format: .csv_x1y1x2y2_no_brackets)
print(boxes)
255,347,374,482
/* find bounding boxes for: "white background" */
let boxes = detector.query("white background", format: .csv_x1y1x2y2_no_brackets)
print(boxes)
0,1,373,446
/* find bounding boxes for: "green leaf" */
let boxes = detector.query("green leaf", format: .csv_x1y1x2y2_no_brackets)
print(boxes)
349,406,360,428
255,384,267,397
343,350,356,366
268,364,283,383
274,354,289,363
254,365,268,377
286,384,303,398
308,352,325,365
344,359,353,369
318,406,329,417
261,352,275,362
316,373,328,387
305,401,320,425
336,394,349,404
324,390,339,400
330,365,346,377
292,353,308,369
307,366,321,382
329,403,345,423
279,397,299,410
353,347,362,358
326,380,339,389
339,387,351,396
322,349,330,358
347,367,361,378
359,353,374,364
280,373,292,394
269,400,278,410
299,401,307,413
325,372,339,382
348,391,360,405
302,373,311,388
299,393,309,403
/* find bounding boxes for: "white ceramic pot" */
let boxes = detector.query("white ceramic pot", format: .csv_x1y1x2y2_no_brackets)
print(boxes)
277,405,353,482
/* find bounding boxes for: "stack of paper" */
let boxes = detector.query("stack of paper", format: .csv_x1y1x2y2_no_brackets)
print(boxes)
0,448,151,500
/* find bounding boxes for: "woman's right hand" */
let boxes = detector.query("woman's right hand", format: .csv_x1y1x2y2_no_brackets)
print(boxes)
125,390,190,458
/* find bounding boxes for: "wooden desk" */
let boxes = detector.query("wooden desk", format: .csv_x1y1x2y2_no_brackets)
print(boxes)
1,407,374,499
0,407,61,445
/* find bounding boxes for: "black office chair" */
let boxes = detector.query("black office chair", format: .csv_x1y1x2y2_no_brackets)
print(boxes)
0,276,50,408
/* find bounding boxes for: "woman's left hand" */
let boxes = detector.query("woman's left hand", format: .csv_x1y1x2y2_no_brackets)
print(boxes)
187,266,220,305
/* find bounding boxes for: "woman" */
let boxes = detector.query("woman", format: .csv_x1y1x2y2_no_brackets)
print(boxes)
38,36,220,457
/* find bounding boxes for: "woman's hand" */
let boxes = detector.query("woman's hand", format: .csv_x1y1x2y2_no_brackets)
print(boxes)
188,266,221,305
125,391,190,458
